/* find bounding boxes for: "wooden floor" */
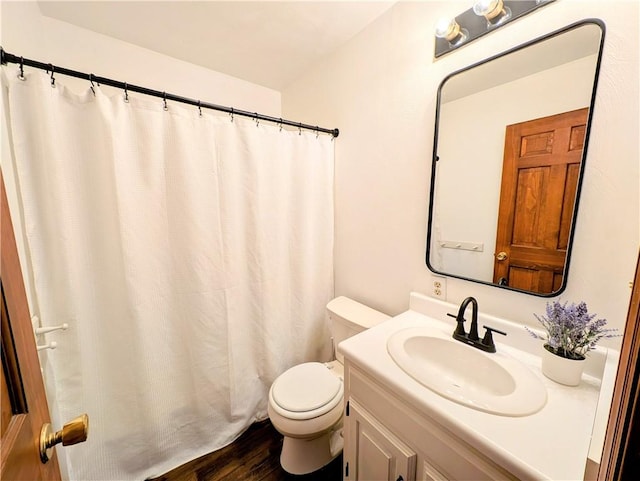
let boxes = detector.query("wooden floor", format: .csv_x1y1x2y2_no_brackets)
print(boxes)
147,420,343,481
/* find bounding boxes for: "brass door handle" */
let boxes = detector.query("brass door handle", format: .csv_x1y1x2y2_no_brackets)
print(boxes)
40,414,89,463
495,251,508,261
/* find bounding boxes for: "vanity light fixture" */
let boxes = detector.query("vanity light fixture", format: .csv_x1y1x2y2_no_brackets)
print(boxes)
434,0,555,58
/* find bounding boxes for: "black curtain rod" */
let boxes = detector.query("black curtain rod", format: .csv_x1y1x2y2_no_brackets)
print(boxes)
0,48,339,138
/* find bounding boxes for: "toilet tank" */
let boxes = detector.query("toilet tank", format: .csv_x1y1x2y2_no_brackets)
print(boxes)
327,296,390,363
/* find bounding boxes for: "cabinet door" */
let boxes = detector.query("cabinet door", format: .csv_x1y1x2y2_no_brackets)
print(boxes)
345,400,416,481
422,460,448,481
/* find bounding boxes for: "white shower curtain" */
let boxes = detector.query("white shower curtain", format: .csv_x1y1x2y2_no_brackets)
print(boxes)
2,69,334,480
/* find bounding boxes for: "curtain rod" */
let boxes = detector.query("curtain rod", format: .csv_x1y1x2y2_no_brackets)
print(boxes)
0,48,339,138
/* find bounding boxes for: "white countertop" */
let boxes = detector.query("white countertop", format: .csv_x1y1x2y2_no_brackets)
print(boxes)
338,293,616,481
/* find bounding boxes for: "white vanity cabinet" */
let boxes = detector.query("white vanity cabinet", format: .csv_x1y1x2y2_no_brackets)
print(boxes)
339,294,610,480
343,363,517,481
346,399,416,481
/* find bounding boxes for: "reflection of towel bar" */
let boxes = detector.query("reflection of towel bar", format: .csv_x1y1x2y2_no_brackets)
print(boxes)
439,240,484,252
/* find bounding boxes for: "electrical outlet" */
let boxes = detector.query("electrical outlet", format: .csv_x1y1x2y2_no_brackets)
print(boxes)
431,276,446,300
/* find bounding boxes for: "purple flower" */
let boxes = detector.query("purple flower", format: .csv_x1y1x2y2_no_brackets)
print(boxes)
526,300,618,360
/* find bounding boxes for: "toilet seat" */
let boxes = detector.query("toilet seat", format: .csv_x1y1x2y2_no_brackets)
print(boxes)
270,362,344,420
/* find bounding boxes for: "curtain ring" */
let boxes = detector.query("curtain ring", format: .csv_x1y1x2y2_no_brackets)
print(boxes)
198,100,202,117
49,64,55,87
229,108,234,123
279,118,283,132
89,74,96,96
316,127,319,139
298,123,302,136
163,92,168,111
123,82,129,103
17,56,25,81
254,112,259,127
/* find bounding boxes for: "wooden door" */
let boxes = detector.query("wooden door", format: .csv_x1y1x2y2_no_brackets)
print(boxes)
493,108,589,294
345,400,416,481
596,252,640,481
0,173,62,480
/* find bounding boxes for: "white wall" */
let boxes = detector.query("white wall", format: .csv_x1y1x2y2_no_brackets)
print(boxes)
283,0,639,346
0,2,281,113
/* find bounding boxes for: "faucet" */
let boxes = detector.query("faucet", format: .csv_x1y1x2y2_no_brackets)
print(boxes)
454,297,479,341
448,297,506,353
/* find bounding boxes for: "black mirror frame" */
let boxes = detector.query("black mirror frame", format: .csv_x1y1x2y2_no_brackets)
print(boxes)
426,19,606,297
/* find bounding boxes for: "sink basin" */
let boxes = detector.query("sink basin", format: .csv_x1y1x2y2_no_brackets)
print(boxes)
387,326,547,416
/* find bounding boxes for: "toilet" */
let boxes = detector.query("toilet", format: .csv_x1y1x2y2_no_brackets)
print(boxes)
267,296,390,475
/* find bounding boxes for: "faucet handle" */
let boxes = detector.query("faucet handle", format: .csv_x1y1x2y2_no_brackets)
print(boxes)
448,312,466,337
484,326,507,336
481,325,507,352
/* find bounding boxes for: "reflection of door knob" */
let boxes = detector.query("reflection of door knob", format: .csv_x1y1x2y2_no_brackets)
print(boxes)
495,251,508,261
40,414,89,463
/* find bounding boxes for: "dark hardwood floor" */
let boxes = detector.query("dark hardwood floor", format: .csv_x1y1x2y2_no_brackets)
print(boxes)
147,420,343,481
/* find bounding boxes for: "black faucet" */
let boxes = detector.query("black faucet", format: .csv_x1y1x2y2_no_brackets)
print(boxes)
448,296,506,353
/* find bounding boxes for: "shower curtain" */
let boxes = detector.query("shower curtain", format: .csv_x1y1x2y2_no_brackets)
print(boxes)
2,69,334,480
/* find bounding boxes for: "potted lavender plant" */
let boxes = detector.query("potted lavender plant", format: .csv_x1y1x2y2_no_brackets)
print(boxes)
526,300,617,386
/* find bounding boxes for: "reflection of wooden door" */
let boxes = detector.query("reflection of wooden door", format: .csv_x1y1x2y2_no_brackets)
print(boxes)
1,174,62,480
493,108,588,294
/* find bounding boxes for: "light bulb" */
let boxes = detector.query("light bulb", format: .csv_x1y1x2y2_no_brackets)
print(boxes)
435,18,459,40
473,0,503,19
473,0,511,26
434,17,466,45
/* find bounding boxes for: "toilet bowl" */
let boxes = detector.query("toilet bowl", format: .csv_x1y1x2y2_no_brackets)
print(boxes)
268,361,344,475
268,297,389,475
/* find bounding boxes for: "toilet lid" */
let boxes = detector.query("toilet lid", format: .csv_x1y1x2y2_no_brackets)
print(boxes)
271,362,342,413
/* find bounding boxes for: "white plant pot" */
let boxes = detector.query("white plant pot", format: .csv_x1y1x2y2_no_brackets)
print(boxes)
540,345,585,386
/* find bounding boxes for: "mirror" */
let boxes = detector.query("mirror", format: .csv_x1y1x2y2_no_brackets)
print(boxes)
426,20,604,296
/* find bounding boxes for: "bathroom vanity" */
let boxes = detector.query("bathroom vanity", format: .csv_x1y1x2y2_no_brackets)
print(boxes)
339,293,618,481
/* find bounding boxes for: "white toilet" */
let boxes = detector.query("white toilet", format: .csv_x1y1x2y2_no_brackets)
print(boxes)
267,296,390,475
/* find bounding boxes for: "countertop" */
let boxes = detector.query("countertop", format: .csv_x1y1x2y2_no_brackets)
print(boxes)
338,293,616,481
